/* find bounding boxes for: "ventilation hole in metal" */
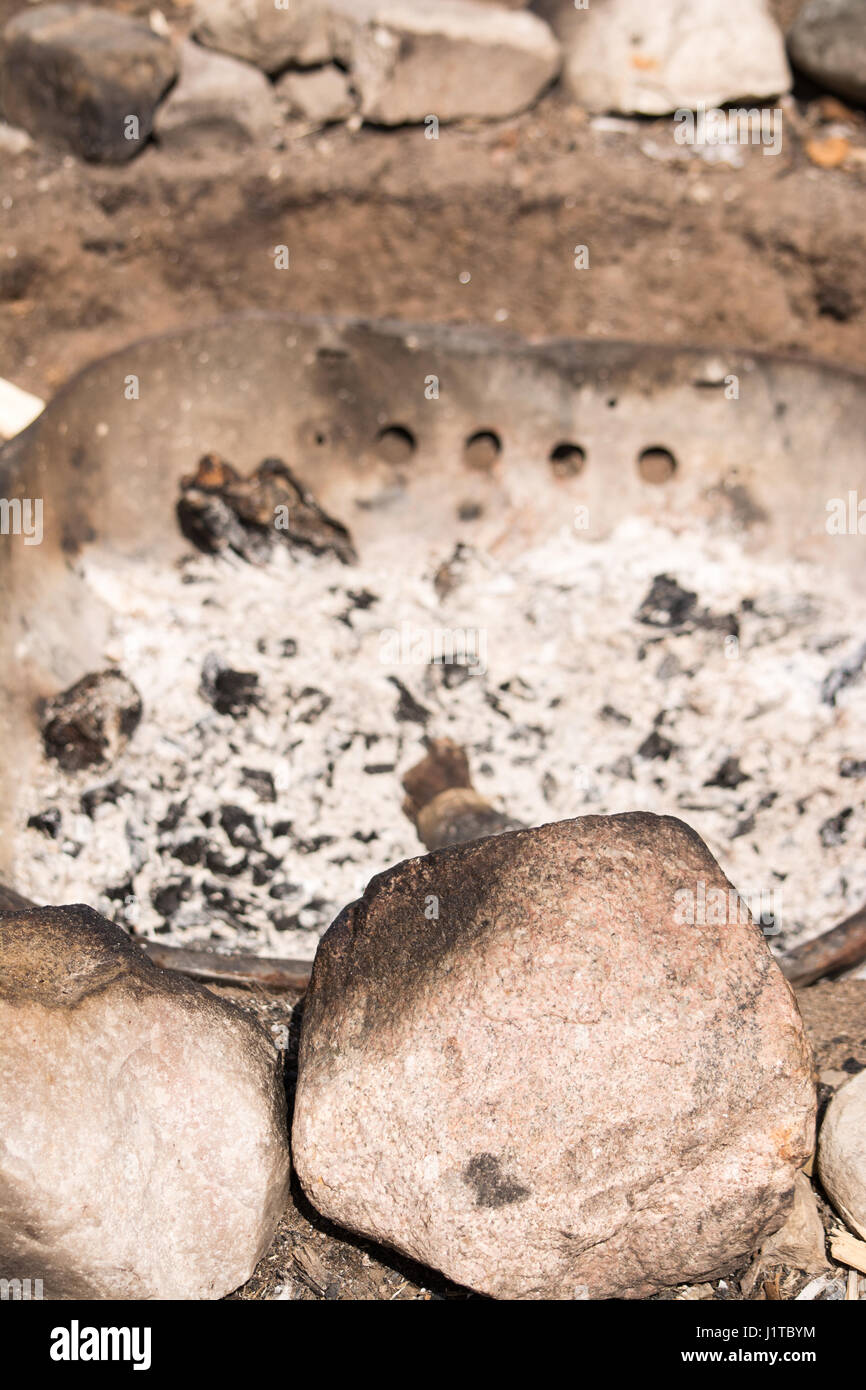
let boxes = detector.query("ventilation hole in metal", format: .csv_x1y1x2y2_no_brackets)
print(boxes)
549,442,586,478
374,425,416,465
637,447,677,484
463,430,501,471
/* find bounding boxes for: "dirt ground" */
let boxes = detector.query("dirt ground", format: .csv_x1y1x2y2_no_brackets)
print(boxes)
2,2,866,403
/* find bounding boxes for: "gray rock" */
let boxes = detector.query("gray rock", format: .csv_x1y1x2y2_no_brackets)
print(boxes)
0,905,290,1298
788,0,866,106
193,0,337,74
276,63,355,124
536,0,791,114
155,41,280,150
818,1068,866,1240
293,812,816,1299
194,0,559,122
0,4,178,162
337,0,561,125
759,1171,829,1272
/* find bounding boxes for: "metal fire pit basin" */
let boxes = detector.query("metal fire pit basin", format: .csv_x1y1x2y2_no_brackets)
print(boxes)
1,311,864,876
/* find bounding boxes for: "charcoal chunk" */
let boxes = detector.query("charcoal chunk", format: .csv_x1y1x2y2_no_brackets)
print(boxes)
205,849,248,878
27,808,61,838
40,670,142,772
822,640,866,707
705,757,749,790
200,653,261,717
220,805,260,850
81,781,131,818
819,809,852,848
389,677,430,725
171,837,209,867
240,768,276,802
635,575,697,629
599,704,631,726
177,453,356,564
152,878,192,920
637,731,676,761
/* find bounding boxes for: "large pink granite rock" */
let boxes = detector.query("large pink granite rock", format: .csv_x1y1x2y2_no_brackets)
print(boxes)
293,812,815,1299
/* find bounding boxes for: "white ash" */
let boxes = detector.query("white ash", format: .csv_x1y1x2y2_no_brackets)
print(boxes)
15,516,866,967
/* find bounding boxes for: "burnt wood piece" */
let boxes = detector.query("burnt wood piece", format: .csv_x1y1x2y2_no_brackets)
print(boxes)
778,905,866,988
138,940,311,992
177,453,356,565
401,737,473,821
401,737,525,851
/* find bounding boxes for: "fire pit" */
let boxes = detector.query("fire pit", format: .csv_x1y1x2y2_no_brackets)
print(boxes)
1,312,865,968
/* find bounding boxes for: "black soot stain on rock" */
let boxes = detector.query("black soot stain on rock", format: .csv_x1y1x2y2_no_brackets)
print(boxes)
462,1153,531,1209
